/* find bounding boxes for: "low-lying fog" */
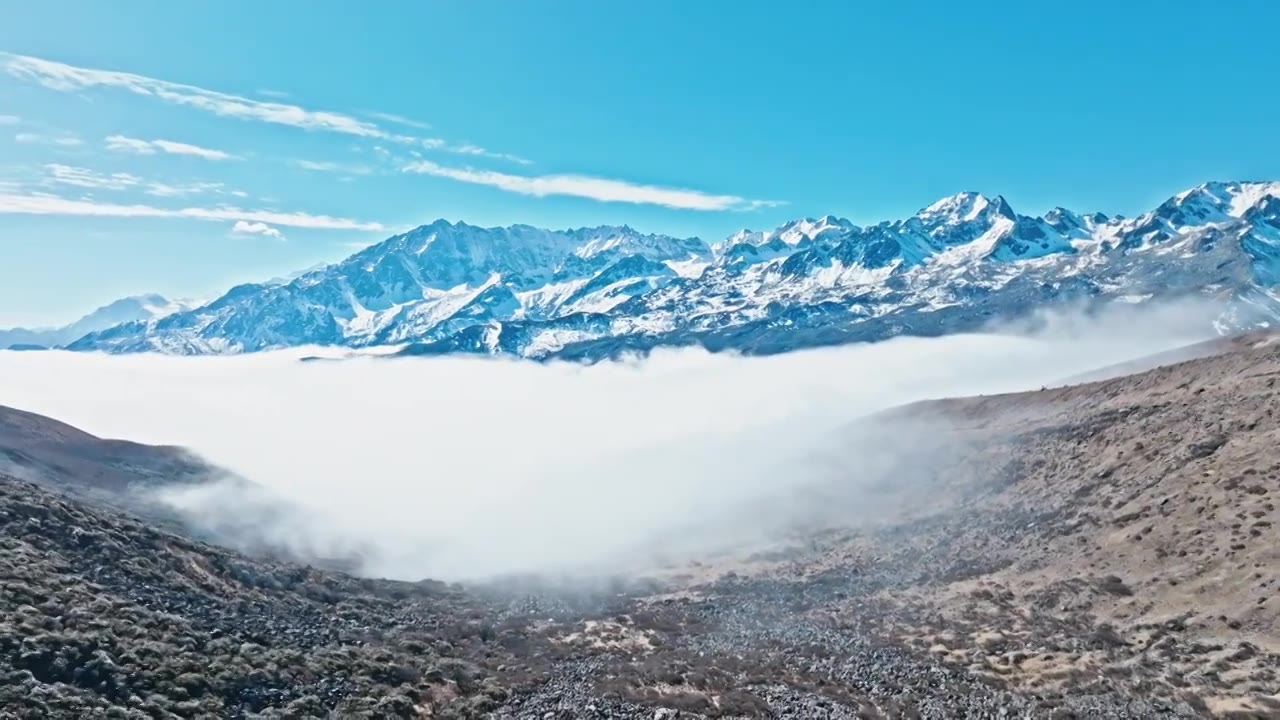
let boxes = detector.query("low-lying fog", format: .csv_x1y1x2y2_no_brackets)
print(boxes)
0,301,1221,581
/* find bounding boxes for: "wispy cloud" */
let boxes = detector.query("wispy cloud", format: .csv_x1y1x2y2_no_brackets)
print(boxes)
102,135,152,154
16,132,82,146
366,111,432,130
0,115,19,125
5,53,775,214
449,143,532,166
5,53,533,166
145,181,229,197
0,191,383,231
291,159,372,175
418,137,530,165
39,164,234,198
4,53,406,141
232,219,284,239
105,135,236,161
293,159,340,172
45,163,140,190
402,160,781,211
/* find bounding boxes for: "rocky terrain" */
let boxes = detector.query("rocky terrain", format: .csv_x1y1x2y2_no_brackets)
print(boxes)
0,404,210,499
3,333,1280,718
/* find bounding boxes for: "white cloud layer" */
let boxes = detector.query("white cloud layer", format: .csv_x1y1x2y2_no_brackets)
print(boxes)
105,135,235,161
0,191,383,231
231,220,284,239
403,160,781,211
0,301,1220,581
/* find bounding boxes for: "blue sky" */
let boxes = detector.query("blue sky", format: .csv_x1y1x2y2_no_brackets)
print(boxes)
2,0,1278,326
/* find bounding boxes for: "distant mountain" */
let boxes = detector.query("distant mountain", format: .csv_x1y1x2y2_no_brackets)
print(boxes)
0,294,197,350
67,181,1280,360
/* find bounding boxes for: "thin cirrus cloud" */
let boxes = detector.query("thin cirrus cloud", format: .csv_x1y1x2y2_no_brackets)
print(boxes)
450,143,531,166
44,163,141,190
292,159,372,175
105,135,236,161
365,111,432,131
6,53,529,166
0,114,19,125
145,181,234,198
418,137,530,165
2,53,402,140
40,164,235,198
232,220,284,239
402,160,784,212
0,191,383,231
15,132,83,146
6,52,773,213
3,52,521,165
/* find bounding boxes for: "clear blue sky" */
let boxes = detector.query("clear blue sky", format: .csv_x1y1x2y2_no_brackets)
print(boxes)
1,0,1278,326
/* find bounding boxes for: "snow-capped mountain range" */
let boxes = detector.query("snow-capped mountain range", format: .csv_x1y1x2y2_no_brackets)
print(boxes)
0,294,195,350
60,180,1280,360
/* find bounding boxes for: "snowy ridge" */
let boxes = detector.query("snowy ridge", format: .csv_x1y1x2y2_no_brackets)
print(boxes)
65,180,1280,360
0,294,198,350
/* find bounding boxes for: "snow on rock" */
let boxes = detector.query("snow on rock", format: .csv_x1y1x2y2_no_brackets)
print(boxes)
64,181,1280,360
0,294,200,350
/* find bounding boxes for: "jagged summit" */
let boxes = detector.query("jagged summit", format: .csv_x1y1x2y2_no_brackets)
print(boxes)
60,181,1280,359
917,191,1005,223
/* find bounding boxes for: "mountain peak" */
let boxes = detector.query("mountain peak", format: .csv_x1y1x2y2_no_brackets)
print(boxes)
1043,206,1110,237
0,292,195,349
989,195,1017,220
59,178,1280,359
1167,181,1280,219
1243,193,1280,224
772,215,857,243
917,191,1005,224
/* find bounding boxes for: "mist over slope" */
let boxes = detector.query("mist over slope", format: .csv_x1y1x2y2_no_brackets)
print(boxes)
0,301,1219,580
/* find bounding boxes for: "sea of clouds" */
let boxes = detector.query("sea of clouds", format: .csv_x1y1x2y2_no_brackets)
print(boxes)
0,300,1222,581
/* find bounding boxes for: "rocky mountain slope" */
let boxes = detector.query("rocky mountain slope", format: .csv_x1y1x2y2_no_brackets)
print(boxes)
0,405,209,496
0,474,516,718
0,294,194,350
673,330,1280,717
4,334,1279,717
66,181,1280,359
